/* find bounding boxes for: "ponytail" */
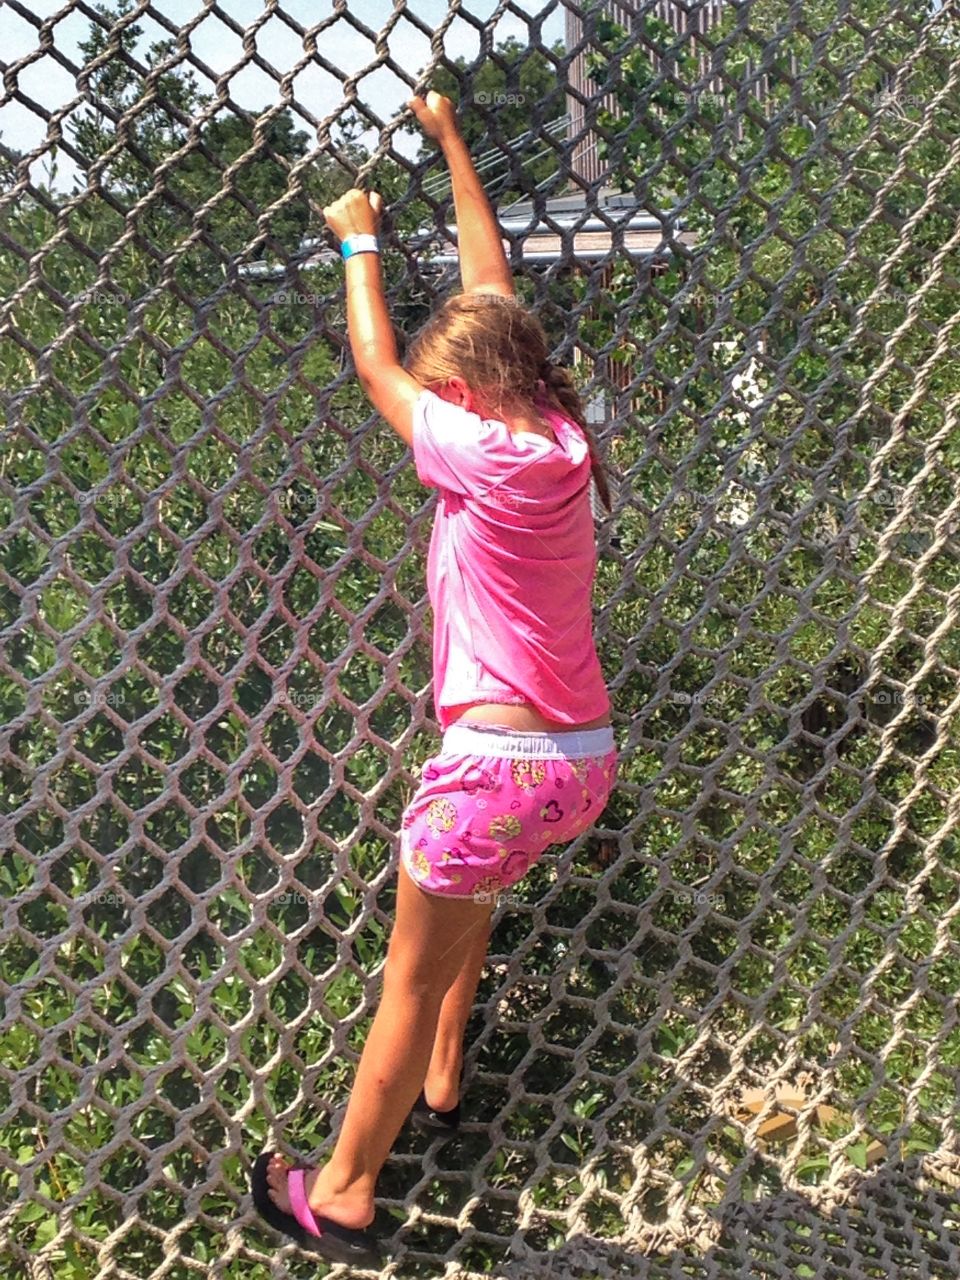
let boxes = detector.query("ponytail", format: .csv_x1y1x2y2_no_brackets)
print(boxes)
538,361,612,513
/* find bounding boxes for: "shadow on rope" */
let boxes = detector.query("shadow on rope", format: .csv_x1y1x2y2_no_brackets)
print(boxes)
488,1149,960,1280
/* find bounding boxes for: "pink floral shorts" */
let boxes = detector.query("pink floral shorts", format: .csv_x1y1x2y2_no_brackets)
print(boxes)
399,722,619,900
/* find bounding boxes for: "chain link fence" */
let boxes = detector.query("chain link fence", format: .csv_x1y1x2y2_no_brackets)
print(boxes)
2,0,960,1276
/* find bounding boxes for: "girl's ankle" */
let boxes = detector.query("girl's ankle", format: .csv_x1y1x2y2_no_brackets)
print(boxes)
422,1064,463,1111
313,1162,376,1202
427,1046,463,1077
423,1084,460,1112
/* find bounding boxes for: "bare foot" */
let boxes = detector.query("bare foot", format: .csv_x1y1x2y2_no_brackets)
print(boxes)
265,1154,375,1230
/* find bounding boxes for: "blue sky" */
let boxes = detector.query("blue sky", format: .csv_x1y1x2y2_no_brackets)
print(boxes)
2,1,566,192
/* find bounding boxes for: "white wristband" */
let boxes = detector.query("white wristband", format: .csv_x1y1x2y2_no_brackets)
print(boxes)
341,234,380,260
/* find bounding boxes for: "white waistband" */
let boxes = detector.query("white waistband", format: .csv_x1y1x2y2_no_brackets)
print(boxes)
442,722,616,759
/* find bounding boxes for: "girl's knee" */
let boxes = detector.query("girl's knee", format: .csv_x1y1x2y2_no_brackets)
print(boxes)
382,949,455,1001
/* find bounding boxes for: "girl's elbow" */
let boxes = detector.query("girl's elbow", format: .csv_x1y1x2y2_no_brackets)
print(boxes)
354,354,380,388
355,341,394,384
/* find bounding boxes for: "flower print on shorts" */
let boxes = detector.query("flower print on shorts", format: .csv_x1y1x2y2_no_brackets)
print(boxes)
569,759,590,785
463,765,499,794
408,847,431,880
510,759,546,791
425,797,457,838
488,813,522,840
399,737,618,899
473,873,502,902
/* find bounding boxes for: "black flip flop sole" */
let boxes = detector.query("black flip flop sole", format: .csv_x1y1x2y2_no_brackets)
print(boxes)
409,1065,465,1134
249,1151,384,1267
409,1091,461,1134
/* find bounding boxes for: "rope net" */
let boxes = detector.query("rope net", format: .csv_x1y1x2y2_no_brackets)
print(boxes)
2,0,960,1275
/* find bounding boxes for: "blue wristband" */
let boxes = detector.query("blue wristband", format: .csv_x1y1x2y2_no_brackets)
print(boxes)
341,234,380,260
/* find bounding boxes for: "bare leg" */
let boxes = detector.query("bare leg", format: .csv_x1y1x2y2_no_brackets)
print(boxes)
422,911,492,1111
266,862,493,1228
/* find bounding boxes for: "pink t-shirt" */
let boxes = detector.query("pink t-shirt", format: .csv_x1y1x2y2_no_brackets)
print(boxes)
411,388,611,731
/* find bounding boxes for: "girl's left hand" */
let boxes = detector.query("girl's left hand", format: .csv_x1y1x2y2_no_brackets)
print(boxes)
322,189,383,242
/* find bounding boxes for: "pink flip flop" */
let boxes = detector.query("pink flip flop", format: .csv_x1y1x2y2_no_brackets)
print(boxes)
249,1151,384,1267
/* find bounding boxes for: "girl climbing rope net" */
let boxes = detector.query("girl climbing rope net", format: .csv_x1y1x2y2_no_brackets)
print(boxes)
250,89,619,1267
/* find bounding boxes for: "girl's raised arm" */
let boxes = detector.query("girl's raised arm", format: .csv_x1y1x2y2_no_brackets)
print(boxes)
408,93,515,299
322,188,424,447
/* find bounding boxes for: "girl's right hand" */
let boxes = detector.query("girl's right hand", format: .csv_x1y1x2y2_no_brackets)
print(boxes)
407,92,459,143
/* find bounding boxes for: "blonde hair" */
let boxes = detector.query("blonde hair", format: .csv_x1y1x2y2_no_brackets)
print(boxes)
403,292,611,511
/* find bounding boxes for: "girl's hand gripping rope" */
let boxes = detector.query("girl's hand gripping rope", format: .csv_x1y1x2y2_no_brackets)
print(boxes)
407,91,459,143
322,188,384,244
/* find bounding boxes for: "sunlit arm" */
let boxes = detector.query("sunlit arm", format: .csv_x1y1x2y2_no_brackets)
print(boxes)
344,251,424,447
441,131,515,298
345,252,399,375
